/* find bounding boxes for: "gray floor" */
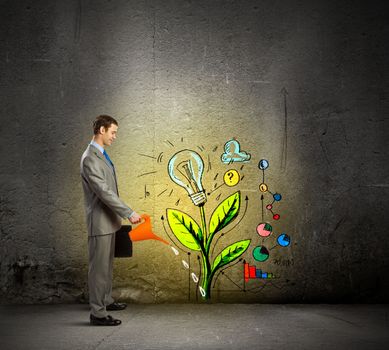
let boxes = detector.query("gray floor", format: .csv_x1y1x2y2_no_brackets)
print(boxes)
0,304,388,350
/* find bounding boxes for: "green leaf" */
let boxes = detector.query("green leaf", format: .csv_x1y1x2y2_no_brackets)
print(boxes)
209,191,241,235
166,209,202,251
212,239,251,273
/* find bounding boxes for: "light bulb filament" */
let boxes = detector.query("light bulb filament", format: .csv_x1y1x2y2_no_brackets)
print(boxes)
177,161,201,193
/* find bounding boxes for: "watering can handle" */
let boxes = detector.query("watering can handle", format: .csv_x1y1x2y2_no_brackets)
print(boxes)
139,214,150,223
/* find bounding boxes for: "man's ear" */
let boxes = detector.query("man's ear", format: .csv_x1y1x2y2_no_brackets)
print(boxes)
99,126,106,135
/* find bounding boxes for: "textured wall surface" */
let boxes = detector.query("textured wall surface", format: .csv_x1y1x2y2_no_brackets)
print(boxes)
0,0,388,304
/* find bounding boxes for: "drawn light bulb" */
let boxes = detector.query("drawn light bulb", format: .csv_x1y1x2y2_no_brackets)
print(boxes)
168,149,207,206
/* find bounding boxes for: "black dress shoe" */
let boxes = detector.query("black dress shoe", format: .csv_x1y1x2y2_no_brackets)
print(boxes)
106,302,127,311
90,314,121,326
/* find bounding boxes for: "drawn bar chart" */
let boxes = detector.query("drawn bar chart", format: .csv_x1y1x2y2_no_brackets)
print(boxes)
244,262,275,282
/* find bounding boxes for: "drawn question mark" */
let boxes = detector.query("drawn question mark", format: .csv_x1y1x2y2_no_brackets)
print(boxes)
224,169,240,187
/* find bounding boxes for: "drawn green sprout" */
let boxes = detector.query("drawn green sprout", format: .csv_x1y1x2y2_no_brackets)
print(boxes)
166,191,251,300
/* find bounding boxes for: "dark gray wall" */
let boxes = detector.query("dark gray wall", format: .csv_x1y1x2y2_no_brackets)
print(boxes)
0,0,388,304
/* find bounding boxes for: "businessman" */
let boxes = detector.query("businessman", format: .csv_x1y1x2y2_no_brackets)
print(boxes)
80,115,141,326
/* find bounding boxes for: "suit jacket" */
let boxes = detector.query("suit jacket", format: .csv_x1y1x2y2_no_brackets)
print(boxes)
80,144,133,236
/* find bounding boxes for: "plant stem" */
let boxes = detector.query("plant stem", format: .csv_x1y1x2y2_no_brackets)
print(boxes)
202,268,215,299
199,205,207,245
198,205,211,299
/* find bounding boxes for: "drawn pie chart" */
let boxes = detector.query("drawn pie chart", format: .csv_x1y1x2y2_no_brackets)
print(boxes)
253,246,269,262
277,233,291,247
256,223,272,237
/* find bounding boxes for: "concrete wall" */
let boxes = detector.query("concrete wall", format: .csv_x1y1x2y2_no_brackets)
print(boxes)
0,0,387,303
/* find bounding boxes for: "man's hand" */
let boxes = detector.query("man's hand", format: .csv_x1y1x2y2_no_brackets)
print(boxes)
129,212,141,224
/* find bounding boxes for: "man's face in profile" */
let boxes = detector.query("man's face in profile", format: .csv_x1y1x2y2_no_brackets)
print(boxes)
101,124,118,147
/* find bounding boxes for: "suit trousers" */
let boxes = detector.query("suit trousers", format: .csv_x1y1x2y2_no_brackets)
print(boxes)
88,233,115,318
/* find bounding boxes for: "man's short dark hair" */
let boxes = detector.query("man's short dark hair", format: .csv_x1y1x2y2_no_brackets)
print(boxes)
93,115,118,135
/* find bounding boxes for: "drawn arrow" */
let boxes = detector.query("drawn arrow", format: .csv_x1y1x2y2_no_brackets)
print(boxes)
246,283,269,293
207,183,225,196
281,87,288,171
216,271,245,291
261,194,264,221
213,258,243,288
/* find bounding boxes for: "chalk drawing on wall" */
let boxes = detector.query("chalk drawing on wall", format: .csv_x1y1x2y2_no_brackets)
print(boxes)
277,233,291,247
239,158,293,294
244,261,275,281
223,169,240,187
257,222,273,237
168,149,207,206
166,149,251,300
258,159,282,221
266,193,282,220
206,169,242,196
252,245,270,262
137,142,294,300
253,225,291,261
221,139,251,164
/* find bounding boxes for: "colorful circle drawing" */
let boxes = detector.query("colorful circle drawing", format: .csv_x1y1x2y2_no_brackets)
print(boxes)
273,214,280,220
258,159,269,170
259,183,268,192
273,193,282,201
256,223,273,237
223,169,240,187
266,204,272,210
277,233,291,247
253,246,270,262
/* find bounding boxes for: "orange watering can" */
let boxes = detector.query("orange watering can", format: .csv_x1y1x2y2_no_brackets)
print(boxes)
129,214,169,245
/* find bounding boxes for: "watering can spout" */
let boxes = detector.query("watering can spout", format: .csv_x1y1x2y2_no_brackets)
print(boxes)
129,214,169,245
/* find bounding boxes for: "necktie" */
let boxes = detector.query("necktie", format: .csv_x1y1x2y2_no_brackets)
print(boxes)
103,150,114,168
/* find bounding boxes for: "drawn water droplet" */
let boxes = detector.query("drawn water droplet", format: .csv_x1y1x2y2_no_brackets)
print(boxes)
182,260,189,269
171,246,179,255
199,286,206,297
191,273,199,283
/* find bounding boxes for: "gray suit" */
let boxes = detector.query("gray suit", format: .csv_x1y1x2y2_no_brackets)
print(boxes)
80,144,133,317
